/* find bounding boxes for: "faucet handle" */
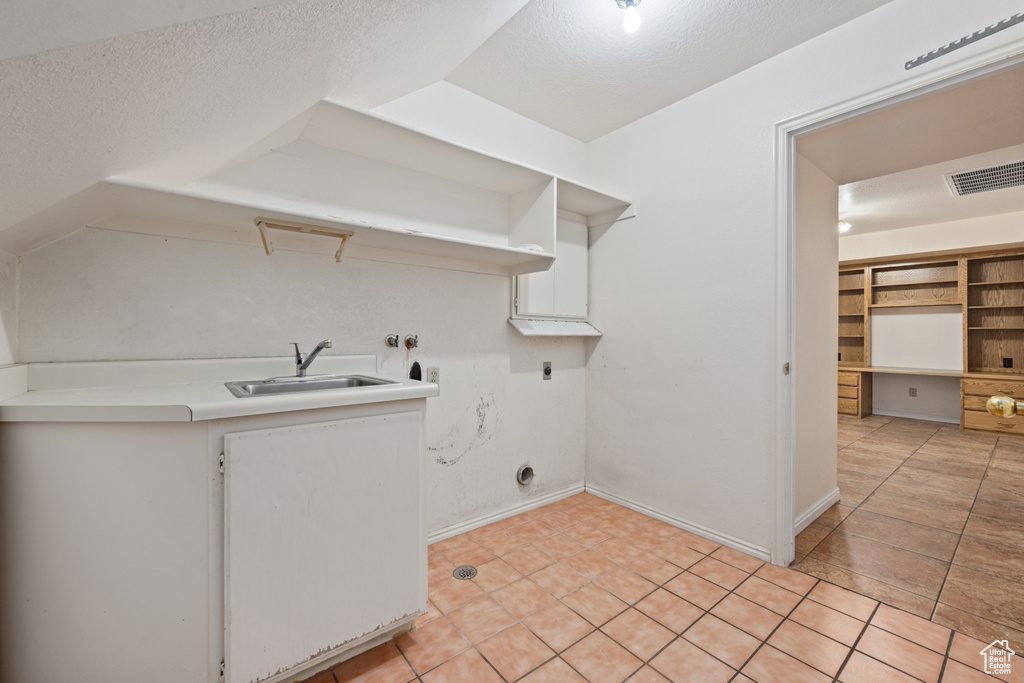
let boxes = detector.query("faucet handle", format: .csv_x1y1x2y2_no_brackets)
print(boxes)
290,342,304,364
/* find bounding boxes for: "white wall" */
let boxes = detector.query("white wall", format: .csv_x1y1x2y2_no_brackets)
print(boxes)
794,155,839,523
0,249,16,366
840,210,1024,261
586,0,1024,555
873,374,961,423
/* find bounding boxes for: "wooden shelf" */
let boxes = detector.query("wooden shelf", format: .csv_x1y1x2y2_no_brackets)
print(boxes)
968,304,1024,309
839,335,865,338
872,280,958,288
968,327,1024,330
869,301,961,309
969,280,1024,286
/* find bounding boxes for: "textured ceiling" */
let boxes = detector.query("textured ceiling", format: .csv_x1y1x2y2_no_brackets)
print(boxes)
0,0,530,250
0,0,288,61
447,0,896,141
839,144,1024,234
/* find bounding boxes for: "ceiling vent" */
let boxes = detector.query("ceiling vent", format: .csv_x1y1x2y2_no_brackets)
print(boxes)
945,160,1024,196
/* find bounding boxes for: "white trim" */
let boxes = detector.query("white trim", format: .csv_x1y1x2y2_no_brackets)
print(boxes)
794,487,841,535
585,484,771,562
772,39,1024,570
870,408,959,425
426,483,585,545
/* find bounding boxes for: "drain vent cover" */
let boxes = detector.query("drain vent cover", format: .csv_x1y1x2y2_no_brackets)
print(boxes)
452,565,478,580
945,160,1024,196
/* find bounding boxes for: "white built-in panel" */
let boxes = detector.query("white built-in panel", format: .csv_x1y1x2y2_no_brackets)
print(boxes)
224,412,424,683
515,217,587,320
870,306,963,370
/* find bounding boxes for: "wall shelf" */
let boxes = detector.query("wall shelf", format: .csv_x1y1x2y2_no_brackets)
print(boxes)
91,100,634,277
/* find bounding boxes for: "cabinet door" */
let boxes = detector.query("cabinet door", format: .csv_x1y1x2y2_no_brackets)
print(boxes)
223,412,424,683
516,217,588,319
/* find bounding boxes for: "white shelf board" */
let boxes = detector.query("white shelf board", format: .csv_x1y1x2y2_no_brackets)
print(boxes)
508,318,602,337
95,179,556,275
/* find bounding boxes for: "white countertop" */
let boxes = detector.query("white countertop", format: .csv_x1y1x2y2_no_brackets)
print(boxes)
0,356,438,422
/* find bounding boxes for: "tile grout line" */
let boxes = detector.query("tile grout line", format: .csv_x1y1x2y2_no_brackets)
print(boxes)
831,601,881,683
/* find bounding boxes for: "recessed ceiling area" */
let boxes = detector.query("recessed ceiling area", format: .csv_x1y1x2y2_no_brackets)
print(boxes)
797,62,1024,236
447,0,896,141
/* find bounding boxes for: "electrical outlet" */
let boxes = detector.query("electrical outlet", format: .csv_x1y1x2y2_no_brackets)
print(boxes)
543,362,552,380
1004,357,1014,369
909,387,917,397
426,367,440,386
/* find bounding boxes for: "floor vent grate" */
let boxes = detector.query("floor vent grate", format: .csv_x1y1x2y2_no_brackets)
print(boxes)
946,160,1024,196
452,565,478,580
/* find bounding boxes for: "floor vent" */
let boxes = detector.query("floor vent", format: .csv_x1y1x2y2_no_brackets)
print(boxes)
945,160,1024,196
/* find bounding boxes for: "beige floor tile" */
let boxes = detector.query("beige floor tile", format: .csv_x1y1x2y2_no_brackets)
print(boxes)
838,508,961,561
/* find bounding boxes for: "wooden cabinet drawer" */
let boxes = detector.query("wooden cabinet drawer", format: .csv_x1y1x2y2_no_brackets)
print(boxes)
838,398,859,415
838,385,858,399
963,410,1024,434
962,379,1024,397
838,371,860,387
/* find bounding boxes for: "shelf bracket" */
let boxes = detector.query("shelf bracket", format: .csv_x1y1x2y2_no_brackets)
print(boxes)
255,218,354,263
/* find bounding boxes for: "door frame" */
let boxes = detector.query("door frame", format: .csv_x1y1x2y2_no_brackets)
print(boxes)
771,41,1024,565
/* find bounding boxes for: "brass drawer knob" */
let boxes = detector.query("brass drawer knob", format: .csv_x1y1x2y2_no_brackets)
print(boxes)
987,395,1023,418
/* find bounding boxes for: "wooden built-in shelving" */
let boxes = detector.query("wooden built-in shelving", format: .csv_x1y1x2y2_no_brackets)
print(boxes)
838,269,867,366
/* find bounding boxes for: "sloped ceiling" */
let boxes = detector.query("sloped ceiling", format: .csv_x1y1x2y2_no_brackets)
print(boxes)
0,0,530,252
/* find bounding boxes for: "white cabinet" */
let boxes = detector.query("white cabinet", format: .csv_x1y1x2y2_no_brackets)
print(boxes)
224,412,425,683
515,216,589,320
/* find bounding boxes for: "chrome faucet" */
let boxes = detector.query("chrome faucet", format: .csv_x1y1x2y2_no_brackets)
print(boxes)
291,339,332,377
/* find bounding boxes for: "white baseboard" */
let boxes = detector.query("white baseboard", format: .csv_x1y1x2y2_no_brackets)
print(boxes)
584,484,771,562
427,482,585,545
794,487,841,535
871,408,959,424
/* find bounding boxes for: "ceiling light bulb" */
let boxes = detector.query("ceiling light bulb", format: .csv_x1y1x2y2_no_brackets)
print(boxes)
623,5,641,33
838,221,852,234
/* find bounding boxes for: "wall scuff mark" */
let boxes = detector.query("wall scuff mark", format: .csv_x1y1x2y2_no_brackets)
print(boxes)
430,393,499,466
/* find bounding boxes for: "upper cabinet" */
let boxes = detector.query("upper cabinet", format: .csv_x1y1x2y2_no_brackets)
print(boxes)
92,100,633,277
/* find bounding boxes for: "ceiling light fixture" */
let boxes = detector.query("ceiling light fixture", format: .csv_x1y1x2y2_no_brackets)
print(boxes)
616,0,641,34
838,221,852,234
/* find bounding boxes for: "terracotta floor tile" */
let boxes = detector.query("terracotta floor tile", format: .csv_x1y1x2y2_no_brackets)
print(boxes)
476,624,554,682
807,580,877,621
948,631,999,672
562,548,618,580
530,562,589,598
471,557,523,593
517,657,588,683
561,582,629,626
939,565,1024,633
649,638,734,683
466,521,506,540
788,598,865,646
594,536,644,564
569,504,606,521
683,614,760,669
303,671,334,683
491,578,556,620
673,530,721,555
709,546,764,574
442,539,496,568
870,603,951,654
502,545,557,576
429,576,486,613
595,566,658,604
419,649,503,683
794,555,935,618
432,533,473,554
954,535,1024,584
839,509,961,561
616,524,669,551
509,519,558,543
395,617,470,675
754,562,817,595
476,529,528,556
536,511,579,533
415,600,442,628
446,595,516,644
628,666,671,682
428,553,455,586
648,539,704,569
589,513,636,535
533,534,586,561
562,631,643,683
734,576,802,616
640,519,681,540
502,511,541,528
561,523,610,548
636,588,705,634
768,619,850,677
856,625,944,683
808,529,949,599
710,593,784,640
626,552,684,585
663,571,729,610
330,641,416,683
741,645,831,683
836,650,919,683
522,601,595,653
602,608,676,660
688,556,750,590
940,659,1004,683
